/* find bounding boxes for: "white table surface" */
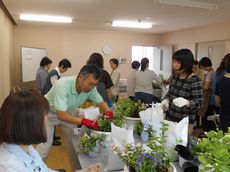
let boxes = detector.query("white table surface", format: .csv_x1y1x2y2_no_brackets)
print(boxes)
71,128,182,172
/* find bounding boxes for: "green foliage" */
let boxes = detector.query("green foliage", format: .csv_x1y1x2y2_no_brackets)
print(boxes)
112,122,171,172
115,98,147,118
79,134,105,154
98,115,111,132
97,113,124,132
194,129,230,172
134,122,144,135
134,122,153,136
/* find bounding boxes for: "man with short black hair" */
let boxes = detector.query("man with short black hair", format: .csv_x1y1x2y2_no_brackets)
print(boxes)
36,64,113,163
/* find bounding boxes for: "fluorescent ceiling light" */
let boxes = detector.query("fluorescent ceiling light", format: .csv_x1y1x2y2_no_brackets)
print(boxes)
20,14,72,23
158,0,219,10
112,20,152,29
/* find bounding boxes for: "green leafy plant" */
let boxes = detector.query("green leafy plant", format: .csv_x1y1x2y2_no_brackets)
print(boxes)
194,129,230,172
97,113,124,132
98,115,111,132
135,122,153,136
79,134,105,154
111,122,172,172
115,98,147,118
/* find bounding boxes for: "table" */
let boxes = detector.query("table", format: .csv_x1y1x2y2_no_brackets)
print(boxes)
71,127,183,172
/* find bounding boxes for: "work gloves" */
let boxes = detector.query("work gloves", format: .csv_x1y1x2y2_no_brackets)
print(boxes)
81,118,99,130
81,111,113,130
161,97,189,109
105,111,113,120
173,97,189,107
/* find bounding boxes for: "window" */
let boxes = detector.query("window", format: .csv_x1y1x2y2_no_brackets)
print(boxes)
132,46,158,70
132,45,173,76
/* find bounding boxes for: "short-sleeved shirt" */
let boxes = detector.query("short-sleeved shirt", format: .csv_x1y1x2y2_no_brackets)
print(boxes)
45,75,103,114
165,74,203,123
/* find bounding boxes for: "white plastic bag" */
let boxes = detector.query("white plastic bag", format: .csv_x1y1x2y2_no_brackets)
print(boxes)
77,106,100,121
164,117,188,152
151,103,164,136
106,123,134,171
139,103,164,136
161,85,169,99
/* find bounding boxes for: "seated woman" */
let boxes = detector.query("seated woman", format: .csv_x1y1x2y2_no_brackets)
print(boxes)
0,90,56,172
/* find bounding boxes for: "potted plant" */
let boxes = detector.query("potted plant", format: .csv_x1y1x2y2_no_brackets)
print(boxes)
91,114,124,147
79,134,105,158
111,122,176,172
135,122,153,142
194,129,230,172
115,99,147,127
141,123,153,142
115,98,147,118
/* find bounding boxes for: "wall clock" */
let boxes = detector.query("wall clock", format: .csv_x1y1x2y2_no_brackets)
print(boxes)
102,45,112,55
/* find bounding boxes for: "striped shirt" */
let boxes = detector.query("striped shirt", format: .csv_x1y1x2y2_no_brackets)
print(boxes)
165,74,203,123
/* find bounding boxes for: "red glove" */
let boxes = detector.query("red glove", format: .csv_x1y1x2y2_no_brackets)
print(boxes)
81,118,99,130
105,111,113,120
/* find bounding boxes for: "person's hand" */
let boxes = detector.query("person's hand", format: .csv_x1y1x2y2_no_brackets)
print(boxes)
107,100,113,108
105,111,113,120
81,118,99,130
161,99,169,110
173,97,189,107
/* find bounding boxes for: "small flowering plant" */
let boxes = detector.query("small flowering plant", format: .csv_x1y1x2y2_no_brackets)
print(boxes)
143,122,153,135
111,122,171,172
79,134,106,154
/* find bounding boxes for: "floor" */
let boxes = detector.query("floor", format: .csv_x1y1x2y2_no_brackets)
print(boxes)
45,92,128,172
46,126,72,172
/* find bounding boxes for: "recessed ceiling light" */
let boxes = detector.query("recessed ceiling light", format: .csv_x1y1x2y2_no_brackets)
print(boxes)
158,0,218,10
20,14,72,23
111,20,152,29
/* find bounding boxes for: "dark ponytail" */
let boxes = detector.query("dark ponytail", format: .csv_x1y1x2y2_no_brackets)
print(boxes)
140,58,149,71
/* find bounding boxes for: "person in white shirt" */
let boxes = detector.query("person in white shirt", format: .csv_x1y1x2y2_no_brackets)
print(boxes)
0,90,56,172
109,58,121,102
135,57,161,105
42,58,72,146
127,61,140,100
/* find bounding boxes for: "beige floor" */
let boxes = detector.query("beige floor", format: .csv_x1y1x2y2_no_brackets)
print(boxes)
46,92,128,172
46,126,72,172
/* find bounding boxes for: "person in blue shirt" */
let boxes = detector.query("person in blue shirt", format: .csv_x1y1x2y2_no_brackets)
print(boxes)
0,90,56,172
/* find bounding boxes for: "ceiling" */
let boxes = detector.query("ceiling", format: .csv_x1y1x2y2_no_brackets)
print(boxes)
3,0,230,34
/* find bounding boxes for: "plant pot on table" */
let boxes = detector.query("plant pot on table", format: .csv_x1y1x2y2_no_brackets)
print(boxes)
88,146,99,158
140,131,149,142
123,163,177,172
91,130,111,147
123,116,141,128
